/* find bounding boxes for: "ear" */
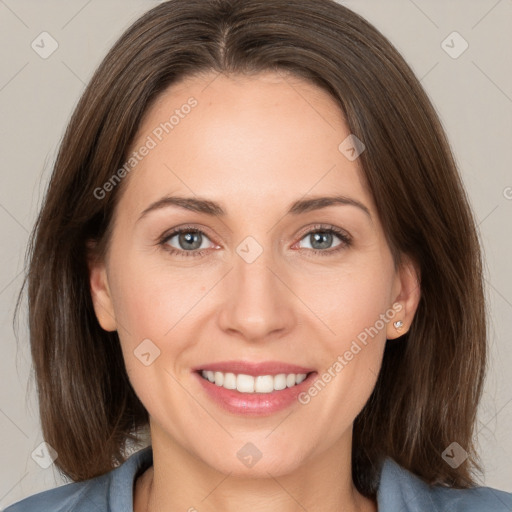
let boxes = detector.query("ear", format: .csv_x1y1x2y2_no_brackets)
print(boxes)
87,240,117,332
386,255,421,340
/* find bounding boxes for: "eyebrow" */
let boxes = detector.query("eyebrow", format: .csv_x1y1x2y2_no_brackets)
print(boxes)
137,194,372,222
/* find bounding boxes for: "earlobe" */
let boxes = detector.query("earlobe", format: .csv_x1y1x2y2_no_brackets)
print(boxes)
87,249,117,332
386,256,421,340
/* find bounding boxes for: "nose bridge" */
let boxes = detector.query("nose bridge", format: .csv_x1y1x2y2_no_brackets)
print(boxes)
217,235,294,340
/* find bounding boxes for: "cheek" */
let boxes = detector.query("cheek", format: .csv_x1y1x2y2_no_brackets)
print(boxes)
293,303,389,451
303,258,395,344
110,256,205,337
295,256,394,411
107,252,216,383
108,261,207,415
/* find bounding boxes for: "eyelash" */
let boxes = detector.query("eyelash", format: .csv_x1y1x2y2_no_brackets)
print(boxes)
157,224,352,258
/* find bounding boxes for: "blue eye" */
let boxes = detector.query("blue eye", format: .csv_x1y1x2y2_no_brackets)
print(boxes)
298,228,350,252
158,224,351,258
160,227,213,257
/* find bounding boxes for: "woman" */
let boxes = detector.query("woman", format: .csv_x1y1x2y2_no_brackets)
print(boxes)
8,0,512,511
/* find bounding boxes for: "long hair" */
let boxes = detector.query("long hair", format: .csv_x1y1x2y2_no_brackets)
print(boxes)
15,0,486,497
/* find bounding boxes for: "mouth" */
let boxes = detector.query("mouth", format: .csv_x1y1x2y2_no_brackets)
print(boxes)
195,369,315,393
191,360,317,416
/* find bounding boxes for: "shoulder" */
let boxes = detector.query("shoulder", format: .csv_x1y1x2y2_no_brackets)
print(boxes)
377,457,512,512
3,478,107,512
4,447,153,512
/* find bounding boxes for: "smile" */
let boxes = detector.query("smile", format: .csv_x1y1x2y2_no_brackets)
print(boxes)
200,370,309,393
193,364,318,416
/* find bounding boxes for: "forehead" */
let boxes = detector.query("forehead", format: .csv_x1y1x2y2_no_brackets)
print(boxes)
119,71,372,217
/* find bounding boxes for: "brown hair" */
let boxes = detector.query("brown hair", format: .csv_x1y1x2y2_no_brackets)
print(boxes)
16,0,486,497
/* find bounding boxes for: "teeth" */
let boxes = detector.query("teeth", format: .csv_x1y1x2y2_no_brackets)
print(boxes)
201,370,309,393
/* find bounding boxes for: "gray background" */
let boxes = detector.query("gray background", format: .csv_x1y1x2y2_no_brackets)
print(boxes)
1,0,511,508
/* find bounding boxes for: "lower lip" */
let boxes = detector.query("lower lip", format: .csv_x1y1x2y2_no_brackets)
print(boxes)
193,371,317,416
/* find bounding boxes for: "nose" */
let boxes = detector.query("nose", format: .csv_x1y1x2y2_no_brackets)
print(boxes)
217,245,296,343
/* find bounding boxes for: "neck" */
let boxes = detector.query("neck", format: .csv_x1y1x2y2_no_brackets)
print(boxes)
135,424,377,512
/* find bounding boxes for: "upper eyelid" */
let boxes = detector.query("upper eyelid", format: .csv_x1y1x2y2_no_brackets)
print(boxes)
161,224,214,240
296,223,350,239
162,224,350,248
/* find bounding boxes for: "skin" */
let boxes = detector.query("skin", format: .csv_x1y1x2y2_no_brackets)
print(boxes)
89,71,421,512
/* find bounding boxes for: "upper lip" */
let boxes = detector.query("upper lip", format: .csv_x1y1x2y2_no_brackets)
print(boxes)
192,360,316,377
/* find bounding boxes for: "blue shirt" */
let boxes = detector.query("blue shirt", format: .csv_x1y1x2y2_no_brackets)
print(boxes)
5,446,512,511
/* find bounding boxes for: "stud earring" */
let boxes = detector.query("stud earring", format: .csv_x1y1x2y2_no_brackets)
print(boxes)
393,320,404,330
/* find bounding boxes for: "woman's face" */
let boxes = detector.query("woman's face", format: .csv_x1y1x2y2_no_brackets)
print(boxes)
90,71,419,477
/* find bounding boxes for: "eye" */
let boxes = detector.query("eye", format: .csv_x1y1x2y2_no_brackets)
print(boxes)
158,224,351,258
159,226,215,257
295,225,351,255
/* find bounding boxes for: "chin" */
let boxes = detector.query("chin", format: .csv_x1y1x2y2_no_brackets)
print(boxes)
200,443,309,478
